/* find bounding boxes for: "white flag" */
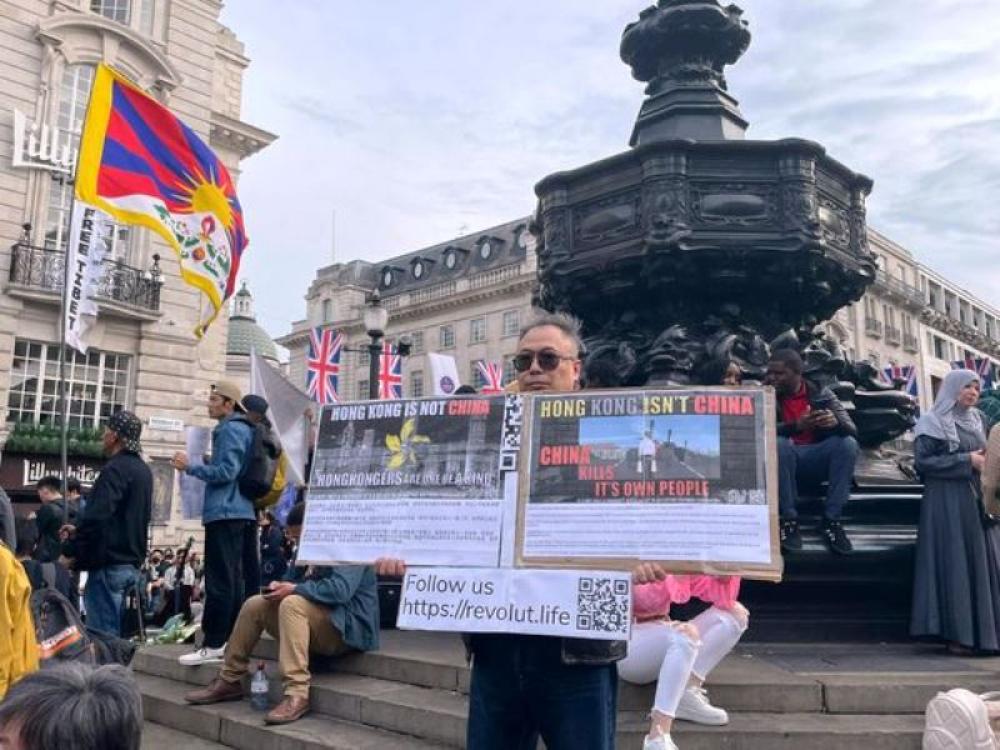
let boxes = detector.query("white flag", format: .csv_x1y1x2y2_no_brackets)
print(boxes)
250,349,313,485
64,202,108,354
428,352,461,396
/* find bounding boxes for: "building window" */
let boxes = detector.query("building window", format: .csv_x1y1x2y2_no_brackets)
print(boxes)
7,339,131,428
410,370,424,398
358,380,369,400
502,357,517,386
91,0,131,23
470,317,486,344
138,0,155,35
322,299,333,322
502,310,520,337
932,335,950,361
439,325,455,350
472,361,486,389
359,349,370,367
410,331,424,354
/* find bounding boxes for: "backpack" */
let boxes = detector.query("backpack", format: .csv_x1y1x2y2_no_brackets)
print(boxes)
235,416,283,506
30,579,96,667
924,689,1000,750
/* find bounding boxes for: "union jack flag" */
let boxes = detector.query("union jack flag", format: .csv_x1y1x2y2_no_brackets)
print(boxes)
476,360,504,394
378,341,403,400
306,327,343,404
881,364,918,397
951,357,994,390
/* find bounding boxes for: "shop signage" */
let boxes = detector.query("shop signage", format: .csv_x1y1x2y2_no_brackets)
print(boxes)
11,108,77,174
0,452,103,492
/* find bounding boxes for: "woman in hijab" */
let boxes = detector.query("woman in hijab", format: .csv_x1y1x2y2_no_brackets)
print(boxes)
910,368,1000,654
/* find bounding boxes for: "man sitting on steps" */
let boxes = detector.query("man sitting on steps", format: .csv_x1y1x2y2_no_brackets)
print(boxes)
184,501,379,725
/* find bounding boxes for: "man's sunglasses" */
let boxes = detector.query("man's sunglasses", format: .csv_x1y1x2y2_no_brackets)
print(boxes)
512,350,576,373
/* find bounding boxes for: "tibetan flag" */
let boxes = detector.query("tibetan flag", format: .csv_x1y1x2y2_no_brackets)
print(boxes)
75,63,247,337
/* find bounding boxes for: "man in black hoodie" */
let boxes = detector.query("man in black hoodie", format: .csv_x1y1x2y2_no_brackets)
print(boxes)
61,411,152,635
765,349,858,555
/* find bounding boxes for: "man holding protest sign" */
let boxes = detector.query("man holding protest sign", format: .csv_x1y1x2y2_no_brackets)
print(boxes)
377,312,667,750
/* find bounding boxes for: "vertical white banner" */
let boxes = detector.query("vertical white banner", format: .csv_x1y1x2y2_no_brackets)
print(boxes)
64,202,108,354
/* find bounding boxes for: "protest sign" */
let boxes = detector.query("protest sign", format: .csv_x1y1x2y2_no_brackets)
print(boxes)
178,425,211,520
516,388,781,580
397,567,631,641
298,394,522,567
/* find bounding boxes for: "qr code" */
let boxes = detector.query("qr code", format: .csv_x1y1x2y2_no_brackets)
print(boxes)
576,577,630,635
498,394,523,473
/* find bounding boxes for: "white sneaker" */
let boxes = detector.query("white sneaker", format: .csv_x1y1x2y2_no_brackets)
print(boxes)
643,732,678,750
675,686,729,725
178,645,226,666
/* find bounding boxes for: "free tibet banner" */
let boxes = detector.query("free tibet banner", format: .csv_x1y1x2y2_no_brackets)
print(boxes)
297,395,522,567
516,388,781,581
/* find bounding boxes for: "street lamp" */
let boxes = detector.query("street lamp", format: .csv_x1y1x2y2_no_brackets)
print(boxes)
363,291,389,399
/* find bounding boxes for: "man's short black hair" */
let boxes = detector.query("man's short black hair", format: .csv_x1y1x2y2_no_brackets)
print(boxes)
768,348,803,375
66,477,82,495
286,502,306,527
15,517,37,558
35,475,62,494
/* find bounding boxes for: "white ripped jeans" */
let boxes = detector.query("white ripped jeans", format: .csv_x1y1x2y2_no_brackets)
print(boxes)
617,606,748,717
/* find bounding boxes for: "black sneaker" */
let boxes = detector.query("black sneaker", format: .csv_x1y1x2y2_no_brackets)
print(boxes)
821,519,853,555
780,519,803,553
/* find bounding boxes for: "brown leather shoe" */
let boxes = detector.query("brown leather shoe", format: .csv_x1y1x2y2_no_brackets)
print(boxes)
264,695,310,725
184,677,244,705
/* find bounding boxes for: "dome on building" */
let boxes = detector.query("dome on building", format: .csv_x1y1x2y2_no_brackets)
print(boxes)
227,282,280,362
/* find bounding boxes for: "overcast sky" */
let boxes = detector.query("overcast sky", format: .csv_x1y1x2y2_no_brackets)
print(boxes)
219,0,1000,340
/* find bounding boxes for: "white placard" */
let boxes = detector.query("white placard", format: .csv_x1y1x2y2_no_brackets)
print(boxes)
396,568,632,641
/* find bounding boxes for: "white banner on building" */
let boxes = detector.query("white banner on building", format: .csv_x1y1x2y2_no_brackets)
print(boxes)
397,567,631,641
428,352,461,396
64,202,108,354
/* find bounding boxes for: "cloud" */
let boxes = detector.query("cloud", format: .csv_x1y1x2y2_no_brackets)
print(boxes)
220,0,1000,340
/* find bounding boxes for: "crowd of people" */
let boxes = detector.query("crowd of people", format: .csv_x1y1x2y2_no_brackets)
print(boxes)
3,311,1000,750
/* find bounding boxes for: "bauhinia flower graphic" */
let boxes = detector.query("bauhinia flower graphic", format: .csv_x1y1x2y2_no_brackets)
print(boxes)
385,418,431,470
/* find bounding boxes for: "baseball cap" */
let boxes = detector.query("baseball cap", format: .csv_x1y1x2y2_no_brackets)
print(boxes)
242,394,269,415
212,381,245,411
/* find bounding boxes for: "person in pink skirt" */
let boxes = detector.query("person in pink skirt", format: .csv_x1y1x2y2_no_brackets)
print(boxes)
618,574,749,750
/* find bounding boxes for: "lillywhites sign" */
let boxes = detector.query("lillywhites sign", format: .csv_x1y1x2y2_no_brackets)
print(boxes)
11,109,77,174
22,458,99,487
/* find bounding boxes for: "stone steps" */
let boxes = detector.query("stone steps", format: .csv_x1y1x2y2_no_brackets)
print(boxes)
131,637,967,749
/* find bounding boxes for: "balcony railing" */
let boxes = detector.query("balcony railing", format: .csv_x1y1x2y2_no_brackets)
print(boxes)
8,243,162,313
903,332,919,352
874,270,924,306
864,317,883,337
885,325,901,345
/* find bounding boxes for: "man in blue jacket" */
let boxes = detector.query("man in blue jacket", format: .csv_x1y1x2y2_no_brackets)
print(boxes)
172,381,256,665
183,502,379,725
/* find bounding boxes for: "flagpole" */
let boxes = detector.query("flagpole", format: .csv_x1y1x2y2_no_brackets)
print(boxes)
56,174,77,515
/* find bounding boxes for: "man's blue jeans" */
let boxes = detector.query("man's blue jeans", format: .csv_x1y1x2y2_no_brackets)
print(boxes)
85,564,140,636
466,634,618,750
777,435,858,520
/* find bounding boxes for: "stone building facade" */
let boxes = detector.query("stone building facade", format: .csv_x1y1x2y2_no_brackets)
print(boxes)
278,219,537,400
283,218,1000,415
0,0,274,545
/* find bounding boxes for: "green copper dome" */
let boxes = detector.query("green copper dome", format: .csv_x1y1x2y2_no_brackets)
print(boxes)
227,282,279,361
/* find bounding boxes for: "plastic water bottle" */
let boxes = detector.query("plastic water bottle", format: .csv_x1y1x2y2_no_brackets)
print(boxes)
250,662,269,711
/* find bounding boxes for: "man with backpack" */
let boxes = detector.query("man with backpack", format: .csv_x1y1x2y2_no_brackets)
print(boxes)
60,410,151,637
172,381,256,666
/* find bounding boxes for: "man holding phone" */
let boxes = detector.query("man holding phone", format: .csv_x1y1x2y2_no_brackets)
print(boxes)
766,348,859,555
183,502,379,725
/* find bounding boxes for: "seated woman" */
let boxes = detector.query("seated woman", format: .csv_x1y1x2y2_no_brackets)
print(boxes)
619,575,748,750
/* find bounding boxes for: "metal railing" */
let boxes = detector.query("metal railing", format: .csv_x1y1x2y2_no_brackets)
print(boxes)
874,270,924,306
9,242,162,313
885,325,901,345
864,317,883,337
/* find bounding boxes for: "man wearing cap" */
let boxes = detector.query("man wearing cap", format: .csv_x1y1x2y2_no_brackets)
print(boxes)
60,410,152,636
172,381,256,666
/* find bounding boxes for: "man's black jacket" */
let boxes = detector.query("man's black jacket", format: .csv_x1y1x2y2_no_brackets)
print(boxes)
63,451,152,570
775,380,857,441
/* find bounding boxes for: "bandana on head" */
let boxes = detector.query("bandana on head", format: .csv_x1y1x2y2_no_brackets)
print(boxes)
108,410,143,453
